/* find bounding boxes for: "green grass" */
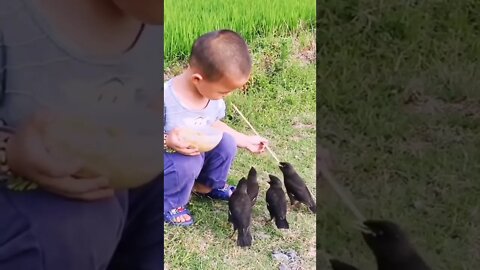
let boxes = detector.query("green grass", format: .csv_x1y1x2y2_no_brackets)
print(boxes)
164,0,315,64
164,26,316,270
317,1,480,269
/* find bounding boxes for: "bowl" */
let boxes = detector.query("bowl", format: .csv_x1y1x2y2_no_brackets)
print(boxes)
40,105,165,189
178,127,223,152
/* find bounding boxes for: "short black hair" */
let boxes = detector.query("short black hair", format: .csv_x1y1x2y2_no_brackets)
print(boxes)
188,29,252,81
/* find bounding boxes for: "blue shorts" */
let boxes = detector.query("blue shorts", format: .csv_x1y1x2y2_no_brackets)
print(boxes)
0,175,163,270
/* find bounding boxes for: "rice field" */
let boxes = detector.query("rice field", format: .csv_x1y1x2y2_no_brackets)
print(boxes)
164,0,316,63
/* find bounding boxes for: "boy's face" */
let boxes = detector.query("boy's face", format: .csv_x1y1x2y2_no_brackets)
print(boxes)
192,73,250,100
112,0,164,25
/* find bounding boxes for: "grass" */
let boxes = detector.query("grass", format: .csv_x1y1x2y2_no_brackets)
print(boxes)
164,0,315,64
163,23,316,270
317,1,480,269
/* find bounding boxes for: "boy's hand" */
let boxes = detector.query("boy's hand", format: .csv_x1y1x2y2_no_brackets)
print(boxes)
166,127,200,156
5,111,114,201
240,135,268,154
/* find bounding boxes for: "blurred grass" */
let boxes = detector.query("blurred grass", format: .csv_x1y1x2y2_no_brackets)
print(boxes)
317,1,480,269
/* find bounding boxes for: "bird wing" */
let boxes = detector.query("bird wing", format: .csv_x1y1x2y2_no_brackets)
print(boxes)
266,189,287,218
287,176,312,202
230,196,252,228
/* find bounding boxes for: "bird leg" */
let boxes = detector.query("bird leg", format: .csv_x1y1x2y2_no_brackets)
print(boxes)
287,192,298,206
229,228,237,239
289,201,302,211
264,216,274,225
353,221,374,235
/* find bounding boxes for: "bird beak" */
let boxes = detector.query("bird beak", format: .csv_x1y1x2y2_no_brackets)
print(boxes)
354,221,375,235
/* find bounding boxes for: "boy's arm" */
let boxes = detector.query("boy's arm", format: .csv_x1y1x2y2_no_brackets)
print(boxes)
211,120,247,147
211,101,268,153
212,120,268,154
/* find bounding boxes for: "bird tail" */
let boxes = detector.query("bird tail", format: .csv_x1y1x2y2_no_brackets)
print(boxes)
309,202,317,213
274,217,289,229
237,228,252,247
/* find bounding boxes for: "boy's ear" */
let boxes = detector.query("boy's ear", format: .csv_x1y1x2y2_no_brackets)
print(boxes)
191,73,203,84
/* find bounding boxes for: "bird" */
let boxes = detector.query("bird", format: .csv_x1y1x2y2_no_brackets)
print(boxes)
329,259,359,270
266,174,289,229
278,161,316,213
228,178,253,247
360,220,431,270
330,220,431,270
246,167,259,206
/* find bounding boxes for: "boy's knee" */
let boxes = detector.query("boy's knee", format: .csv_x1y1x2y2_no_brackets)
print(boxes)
165,154,204,181
217,133,237,157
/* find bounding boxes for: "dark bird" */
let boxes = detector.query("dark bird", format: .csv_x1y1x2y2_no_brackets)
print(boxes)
329,220,430,270
228,178,253,247
266,174,289,229
360,220,431,270
329,259,359,270
278,161,316,213
246,167,259,206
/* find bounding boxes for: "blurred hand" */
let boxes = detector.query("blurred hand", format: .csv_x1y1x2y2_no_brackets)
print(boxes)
5,111,114,200
239,135,268,154
165,127,200,156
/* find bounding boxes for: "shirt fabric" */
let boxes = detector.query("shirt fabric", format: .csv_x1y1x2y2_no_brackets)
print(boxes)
0,0,163,129
163,78,225,133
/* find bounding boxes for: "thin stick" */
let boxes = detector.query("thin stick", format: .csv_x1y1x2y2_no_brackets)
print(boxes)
318,162,366,222
231,103,366,222
231,103,281,164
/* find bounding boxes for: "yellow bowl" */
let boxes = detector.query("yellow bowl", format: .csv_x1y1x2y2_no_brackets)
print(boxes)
179,127,223,152
41,109,164,189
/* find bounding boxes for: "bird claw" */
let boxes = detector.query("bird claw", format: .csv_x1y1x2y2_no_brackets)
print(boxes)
263,217,273,225
289,201,302,211
229,230,236,239
354,221,374,235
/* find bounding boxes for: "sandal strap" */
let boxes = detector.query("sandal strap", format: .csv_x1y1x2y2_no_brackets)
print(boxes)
164,206,194,226
165,206,191,218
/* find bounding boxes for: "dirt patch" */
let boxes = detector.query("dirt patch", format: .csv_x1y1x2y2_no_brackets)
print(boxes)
292,135,303,142
469,226,480,262
164,64,186,82
294,39,316,66
401,139,432,155
404,93,480,119
293,123,315,129
293,116,315,130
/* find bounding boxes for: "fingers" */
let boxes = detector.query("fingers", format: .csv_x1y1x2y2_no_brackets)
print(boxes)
36,154,84,178
259,137,269,146
38,174,115,201
71,188,115,201
178,147,200,156
11,121,83,178
38,175,111,194
44,186,115,201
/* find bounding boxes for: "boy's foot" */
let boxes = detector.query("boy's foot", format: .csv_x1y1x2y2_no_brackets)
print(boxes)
164,206,194,227
204,184,236,201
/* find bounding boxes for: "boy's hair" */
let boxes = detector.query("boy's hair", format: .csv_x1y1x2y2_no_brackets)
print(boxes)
188,29,252,82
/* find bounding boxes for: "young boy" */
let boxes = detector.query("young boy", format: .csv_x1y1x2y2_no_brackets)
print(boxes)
0,0,164,269
164,29,268,226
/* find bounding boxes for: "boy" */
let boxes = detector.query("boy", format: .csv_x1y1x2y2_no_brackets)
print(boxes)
0,0,164,269
164,29,268,226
